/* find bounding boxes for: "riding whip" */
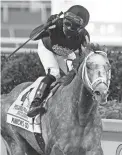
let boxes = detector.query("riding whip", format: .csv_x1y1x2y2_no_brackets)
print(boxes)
7,11,63,59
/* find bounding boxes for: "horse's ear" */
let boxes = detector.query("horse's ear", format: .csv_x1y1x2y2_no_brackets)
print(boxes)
87,43,109,55
98,45,111,56
101,45,108,54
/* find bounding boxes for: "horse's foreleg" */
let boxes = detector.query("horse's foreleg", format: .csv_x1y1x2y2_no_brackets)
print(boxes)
86,146,104,155
49,145,64,155
8,132,41,155
8,133,27,155
94,147,104,155
1,135,10,155
2,124,27,155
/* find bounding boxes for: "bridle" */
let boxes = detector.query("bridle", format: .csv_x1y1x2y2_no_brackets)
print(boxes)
81,51,111,94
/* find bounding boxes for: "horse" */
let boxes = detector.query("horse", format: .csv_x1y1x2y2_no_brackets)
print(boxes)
0,134,11,155
1,49,111,155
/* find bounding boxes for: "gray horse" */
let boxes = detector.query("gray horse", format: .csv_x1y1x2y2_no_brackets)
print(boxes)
1,50,111,155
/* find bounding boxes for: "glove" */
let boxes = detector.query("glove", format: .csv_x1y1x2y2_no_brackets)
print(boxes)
72,57,80,69
47,14,58,23
63,69,76,86
47,14,59,29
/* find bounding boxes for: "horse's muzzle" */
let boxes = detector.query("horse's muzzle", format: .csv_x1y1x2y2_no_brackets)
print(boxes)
92,83,109,105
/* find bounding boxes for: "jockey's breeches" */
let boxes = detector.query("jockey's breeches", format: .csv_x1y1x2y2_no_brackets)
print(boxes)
38,40,76,78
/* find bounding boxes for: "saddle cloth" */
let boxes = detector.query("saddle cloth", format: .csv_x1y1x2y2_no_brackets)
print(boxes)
7,77,45,133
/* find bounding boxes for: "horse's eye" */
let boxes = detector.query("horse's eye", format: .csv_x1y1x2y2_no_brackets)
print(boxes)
86,63,91,69
87,66,90,69
86,62,94,70
94,91,100,95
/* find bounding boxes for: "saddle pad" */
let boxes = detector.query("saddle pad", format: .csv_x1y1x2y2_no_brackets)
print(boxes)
7,77,44,133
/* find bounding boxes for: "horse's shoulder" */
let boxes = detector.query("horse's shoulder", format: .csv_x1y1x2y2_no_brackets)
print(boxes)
7,82,32,98
13,82,32,91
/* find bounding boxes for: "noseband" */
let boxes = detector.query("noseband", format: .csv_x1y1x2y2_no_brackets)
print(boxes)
81,51,111,93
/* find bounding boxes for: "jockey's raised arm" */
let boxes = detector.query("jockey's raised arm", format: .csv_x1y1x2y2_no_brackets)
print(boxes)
27,5,90,118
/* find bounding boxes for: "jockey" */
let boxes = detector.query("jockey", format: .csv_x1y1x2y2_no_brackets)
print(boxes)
27,5,90,117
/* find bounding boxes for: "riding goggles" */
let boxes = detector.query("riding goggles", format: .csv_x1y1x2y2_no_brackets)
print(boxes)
63,19,82,33
64,12,84,28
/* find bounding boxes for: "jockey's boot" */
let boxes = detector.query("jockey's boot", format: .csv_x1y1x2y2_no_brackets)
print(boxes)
27,74,56,117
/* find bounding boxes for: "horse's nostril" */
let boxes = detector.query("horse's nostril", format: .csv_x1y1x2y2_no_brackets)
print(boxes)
107,90,109,95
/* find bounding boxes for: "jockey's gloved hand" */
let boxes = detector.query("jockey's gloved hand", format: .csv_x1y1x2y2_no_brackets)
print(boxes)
47,14,58,23
72,57,80,69
47,14,59,29
63,69,76,86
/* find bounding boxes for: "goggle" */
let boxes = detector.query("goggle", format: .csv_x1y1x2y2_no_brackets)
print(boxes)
64,12,84,27
63,18,82,31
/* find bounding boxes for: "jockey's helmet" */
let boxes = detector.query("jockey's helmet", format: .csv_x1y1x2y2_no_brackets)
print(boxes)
63,5,90,37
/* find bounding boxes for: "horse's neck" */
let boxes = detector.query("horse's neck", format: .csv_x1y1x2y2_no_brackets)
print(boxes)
70,76,98,126
50,75,98,127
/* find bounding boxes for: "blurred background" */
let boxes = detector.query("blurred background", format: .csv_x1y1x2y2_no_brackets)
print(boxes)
1,0,51,53
1,0,122,53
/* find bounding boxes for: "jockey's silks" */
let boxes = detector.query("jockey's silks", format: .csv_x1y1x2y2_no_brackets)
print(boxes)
42,19,90,57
